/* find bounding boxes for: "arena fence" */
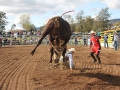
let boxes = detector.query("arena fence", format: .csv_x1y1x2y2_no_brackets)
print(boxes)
0,34,119,49
0,34,87,47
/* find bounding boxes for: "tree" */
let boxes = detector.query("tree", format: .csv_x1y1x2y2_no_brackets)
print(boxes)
11,24,16,30
83,16,94,32
70,23,76,32
0,12,8,32
19,14,33,31
92,20,99,31
40,25,44,29
29,24,37,32
113,22,120,26
75,10,85,33
96,7,111,31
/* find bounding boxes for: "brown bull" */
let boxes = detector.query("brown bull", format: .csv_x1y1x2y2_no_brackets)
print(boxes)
30,15,72,63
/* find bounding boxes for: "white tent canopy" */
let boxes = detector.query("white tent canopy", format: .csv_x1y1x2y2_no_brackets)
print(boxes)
12,25,26,30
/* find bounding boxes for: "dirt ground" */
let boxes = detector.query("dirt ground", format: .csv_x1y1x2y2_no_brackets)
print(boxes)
0,45,120,90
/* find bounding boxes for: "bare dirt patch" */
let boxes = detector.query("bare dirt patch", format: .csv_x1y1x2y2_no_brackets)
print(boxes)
0,45,120,90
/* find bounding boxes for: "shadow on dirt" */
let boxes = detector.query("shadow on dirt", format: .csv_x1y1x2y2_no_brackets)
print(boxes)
105,64,120,66
74,67,102,72
69,72,120,86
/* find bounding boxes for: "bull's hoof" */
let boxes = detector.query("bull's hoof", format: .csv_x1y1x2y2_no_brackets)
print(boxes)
54,59,59,63
30,51,34,56
49,61,52,63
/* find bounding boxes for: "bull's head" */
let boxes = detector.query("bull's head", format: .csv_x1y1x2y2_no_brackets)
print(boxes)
53,38,65,54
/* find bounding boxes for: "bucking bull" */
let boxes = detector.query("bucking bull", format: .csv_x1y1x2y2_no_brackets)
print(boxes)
30,11,73,63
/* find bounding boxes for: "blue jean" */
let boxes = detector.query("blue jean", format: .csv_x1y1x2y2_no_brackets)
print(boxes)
104,40,108,48
114,41,118,50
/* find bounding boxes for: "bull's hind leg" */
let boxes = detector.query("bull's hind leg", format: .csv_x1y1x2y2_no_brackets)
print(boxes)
49,47,54,63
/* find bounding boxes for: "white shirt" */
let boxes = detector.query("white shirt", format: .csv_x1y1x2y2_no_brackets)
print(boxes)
65,51,74,69
114,34,118,41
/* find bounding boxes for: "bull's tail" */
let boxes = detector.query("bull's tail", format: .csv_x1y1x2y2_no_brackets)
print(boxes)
61,10,74,17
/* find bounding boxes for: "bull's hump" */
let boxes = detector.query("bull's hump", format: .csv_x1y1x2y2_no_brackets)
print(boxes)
50,16,61,21
51,16,60,19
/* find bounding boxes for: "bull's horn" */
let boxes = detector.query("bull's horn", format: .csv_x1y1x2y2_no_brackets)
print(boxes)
61,10,74,17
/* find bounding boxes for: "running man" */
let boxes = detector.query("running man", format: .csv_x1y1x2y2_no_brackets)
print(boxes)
89,31,101,64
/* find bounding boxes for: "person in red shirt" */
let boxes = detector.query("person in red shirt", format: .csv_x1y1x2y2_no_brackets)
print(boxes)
89,31,101,64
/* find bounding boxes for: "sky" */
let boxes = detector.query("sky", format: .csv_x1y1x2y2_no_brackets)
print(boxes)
0,0,120,31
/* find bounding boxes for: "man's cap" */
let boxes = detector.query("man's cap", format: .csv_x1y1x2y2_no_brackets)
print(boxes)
90,30,96,34
68,48,75,51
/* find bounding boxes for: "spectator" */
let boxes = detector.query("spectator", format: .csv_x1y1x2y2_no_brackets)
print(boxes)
14,37,16,44
0,38,2,47
113,32,118,50
18,32,19,35
74,38,78,46
3,38,7,47
83,37,87,46
103,33,109,48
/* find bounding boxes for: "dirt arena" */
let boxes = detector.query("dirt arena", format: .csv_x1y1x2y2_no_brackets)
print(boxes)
0,45,120,90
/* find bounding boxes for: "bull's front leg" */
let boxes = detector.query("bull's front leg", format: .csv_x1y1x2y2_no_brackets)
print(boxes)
62,46,67,62
54,52,60,63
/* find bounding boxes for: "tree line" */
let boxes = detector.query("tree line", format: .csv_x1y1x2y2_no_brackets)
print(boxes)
63,7,112,33
0,7,120,34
